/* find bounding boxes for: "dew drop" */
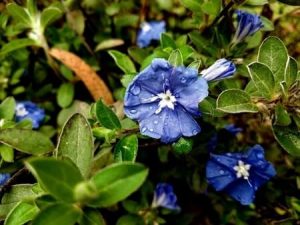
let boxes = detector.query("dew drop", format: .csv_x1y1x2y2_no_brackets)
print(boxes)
141,127,147,132
154,120,158,124
219,170,225,175
192,129,198,135
175,93,180,98
130,109,137,114
149,106,153,110
149,128,154,132
180,77,187,83
130,84,141,95
256,153,264,159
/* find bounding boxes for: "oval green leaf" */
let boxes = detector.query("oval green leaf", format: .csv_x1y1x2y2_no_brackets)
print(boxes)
57,83,74,108
57,113,93,178
114,135,138,162
25,158,83,202
95,100,121,129
0,129,54,155
216,89,259,113
89,162,148,207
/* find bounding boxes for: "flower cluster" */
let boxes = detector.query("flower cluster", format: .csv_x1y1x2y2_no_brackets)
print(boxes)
15,101,45,129
152,183,180,210
137,21,166,48
206,145,276,205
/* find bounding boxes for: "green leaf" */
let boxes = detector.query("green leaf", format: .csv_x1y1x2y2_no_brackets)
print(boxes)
278,0,300,5
160,33,176,49
274,104,291,126
116,215,144,225
95,39,124,51
0,144,14,162
6,3,31,27
216,89,259,113
66,10,85,35
57,113,93,178
0,39,37,56
121,74,135,88
189,31,218,57
31,203,82,225
79,209,105,225
90,162,148,207
0,97,16,120
258,36,288,87
40,7,63,30
172,137,193,154
95,100,121,129
57,83,74,108
26,0,38,17
284,57,298,87
25,158,83,202
199,97,224,117
108,50,136,74
0,129,54,155
128,47,148,64
168,49,183,67
4,201,39,225
0,185,37,220
178,45,194,61
180,0,201,11
247,62,275,99
114,135,138,162
272,124,300,156
201,0,221,17
188,60,201,70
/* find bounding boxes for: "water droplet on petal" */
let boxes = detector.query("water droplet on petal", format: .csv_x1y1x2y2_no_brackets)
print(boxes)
175,93,180,98
130,84,141,95
192,129,198,135
256,153,264,159
130,109,137,114
180,77,186,83
154,120,158,124
219,170,225,175
149,128,154,132
149,106,153,110
141,127,147,132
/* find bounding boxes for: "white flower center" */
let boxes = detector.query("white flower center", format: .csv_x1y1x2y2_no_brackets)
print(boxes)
141,22,151,32
155,90,176,114
16,105,28,117
233,160,251,179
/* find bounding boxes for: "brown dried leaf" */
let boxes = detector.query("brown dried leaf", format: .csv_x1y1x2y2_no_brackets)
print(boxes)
49,48,113,104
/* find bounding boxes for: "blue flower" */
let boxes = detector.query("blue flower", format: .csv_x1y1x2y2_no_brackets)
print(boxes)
0,173,10,186
124,58,208,143
151,183,180,210
206,145,276,205
15,101,45,129
137,21,166,48
200,59,236,82
224,124,243,136
233,10,263,44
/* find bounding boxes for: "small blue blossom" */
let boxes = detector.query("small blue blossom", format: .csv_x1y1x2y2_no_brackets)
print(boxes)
233,10,263,44
200,59,236,82
0,173,10,186
151,183,180,210
124,58,208,143
206,145,276,205
137,21,166,48
15,101,45,129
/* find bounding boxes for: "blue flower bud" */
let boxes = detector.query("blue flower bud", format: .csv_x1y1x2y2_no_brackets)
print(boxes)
233,10,263,44
200,59,236,82
15,101,45,129
152,183,180,210
0,173,10,186
137,21,166,48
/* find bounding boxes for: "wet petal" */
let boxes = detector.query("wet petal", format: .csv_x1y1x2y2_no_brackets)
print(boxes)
225,179,255,205
176,106,200,136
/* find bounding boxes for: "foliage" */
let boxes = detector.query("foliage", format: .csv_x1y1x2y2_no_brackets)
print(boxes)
0,0,299,225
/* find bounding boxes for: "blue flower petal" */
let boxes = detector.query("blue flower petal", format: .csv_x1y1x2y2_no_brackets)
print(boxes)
160,109,181,143
225,179,255,205
137,21,166,48
176,105,200,136
176,76,208,116
201,59,236,82
206,160,236,191
152,183,180,210
0,173,10,186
